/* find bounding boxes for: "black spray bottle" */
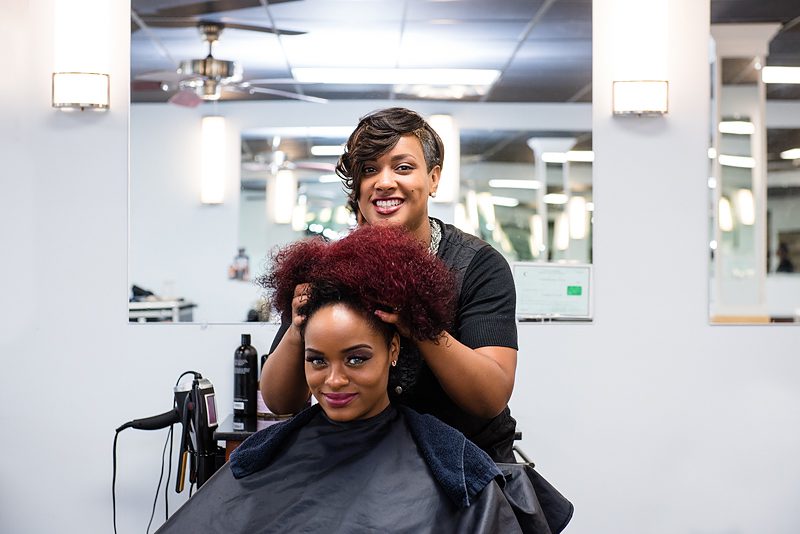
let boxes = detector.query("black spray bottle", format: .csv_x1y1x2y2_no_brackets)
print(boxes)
233,334,258,418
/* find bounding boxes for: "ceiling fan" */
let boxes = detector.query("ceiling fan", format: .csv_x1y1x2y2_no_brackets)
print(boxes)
133,18,328,107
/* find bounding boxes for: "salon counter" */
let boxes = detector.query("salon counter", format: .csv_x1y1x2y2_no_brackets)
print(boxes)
214,414,289,460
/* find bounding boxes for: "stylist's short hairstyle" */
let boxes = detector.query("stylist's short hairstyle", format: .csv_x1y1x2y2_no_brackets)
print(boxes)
335,107,445,215
261,225,455,342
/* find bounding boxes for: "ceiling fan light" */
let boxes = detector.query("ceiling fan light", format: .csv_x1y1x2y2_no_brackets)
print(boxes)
179,58,242,82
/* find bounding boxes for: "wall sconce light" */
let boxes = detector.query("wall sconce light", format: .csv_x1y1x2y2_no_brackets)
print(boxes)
270,168,297,224
733,189,755,226
612,80,669,116
200,116,226,204
718,197,734,232
52,73,109,111
52,0,111,111
554,212,570,251
567,196,588,240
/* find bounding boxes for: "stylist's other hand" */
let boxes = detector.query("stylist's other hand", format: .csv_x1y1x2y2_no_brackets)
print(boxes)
291,283,310,328
374,309,411,339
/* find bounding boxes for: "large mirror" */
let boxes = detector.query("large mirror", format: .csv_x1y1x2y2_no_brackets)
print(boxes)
709,3,800,324
129,0,593,324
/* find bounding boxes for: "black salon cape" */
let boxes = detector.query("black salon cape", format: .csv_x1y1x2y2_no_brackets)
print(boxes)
155,404,525,534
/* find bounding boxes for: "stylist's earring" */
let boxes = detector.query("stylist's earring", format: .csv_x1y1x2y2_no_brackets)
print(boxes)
430,191,437,198
391,360,397,367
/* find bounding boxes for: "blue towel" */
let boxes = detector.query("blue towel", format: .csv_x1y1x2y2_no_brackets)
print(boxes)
229,403,502,508
398,405,503,508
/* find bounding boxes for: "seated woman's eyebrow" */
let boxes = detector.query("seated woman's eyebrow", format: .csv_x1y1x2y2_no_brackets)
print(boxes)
305,344,374,354
341,343,374,352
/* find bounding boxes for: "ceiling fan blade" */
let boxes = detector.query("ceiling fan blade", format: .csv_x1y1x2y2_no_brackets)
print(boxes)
168,89,203,108
242,78,305,85
134,69,181,82
135,17,304,35
219,22,305,36
293,162,338,172
142,0,299,18
244,86,329,104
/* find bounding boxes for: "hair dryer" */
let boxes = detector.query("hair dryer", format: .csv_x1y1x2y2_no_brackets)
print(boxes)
117,374,220,490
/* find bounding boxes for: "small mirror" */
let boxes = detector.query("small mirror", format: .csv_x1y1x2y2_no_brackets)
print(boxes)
709,15,800,324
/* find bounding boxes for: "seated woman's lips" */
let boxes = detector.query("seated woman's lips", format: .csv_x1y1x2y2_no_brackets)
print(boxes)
322,392,358,407
373,198,403,215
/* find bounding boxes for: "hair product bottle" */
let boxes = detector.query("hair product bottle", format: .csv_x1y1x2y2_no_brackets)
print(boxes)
256,354,271,417
233,334,258,418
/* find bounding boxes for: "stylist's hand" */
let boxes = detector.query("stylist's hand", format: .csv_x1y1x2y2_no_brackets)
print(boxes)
374,308,411,339
291,283,311,328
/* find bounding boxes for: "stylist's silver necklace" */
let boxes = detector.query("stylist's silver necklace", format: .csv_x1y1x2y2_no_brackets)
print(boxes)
428,218,441,255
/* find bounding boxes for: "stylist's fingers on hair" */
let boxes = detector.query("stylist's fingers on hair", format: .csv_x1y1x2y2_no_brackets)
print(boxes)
291,283,310,327
374,309,411,338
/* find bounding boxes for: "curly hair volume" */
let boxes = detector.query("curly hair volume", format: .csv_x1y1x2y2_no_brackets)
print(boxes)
261,225,456,342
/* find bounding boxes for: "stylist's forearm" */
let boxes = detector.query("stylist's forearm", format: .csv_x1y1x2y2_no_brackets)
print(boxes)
260,327,310,414
417,333,516,419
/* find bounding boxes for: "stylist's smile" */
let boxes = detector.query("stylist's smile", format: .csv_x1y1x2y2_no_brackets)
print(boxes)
322,392,358,407
373,197,404,215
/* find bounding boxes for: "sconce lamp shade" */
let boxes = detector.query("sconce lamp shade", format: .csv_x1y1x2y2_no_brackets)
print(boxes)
52,72,109,110
271,169,297,224
612,80,669,116
200,116,226,204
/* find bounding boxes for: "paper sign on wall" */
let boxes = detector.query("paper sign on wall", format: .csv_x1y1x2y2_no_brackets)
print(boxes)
513,262,593,321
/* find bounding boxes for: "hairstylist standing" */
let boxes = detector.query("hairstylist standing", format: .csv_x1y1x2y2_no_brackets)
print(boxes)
260,107,519,462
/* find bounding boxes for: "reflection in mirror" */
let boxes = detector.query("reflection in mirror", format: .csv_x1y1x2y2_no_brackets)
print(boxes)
238,129,593,281
129,0,593,324
709,10,800,324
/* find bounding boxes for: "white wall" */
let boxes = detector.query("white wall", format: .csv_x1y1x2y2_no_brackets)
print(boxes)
2,1,800,533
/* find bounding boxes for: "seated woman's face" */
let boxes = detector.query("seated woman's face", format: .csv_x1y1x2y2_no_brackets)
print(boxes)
303,303,400,422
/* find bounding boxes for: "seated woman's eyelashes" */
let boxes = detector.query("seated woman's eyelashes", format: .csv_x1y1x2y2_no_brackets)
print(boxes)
303,352,373,367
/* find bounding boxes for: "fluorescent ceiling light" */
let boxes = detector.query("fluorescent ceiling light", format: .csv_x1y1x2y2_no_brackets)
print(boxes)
488,179,541,190
541,152,567,163
718,154,755,168
780,148,800,160
718,121,755,135
318,174,341,183
291,68,500,86
490,196,520,207
311,145,344,156
761,66,800,84
543,193,568,205
566,150,594,162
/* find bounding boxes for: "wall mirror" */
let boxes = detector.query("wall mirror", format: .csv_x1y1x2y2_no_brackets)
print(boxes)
129,0,593,324
709,2,800,324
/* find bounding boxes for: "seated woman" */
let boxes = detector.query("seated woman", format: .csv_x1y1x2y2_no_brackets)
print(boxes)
156,225,526,533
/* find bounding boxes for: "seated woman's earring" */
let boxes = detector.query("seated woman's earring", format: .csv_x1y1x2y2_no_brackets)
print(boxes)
429,191,437,198
391,360,397,367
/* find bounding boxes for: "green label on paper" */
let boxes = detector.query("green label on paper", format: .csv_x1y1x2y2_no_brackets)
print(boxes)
567,285,582,296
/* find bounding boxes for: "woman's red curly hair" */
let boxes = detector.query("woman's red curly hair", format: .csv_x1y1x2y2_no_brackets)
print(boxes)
262,225,455,341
